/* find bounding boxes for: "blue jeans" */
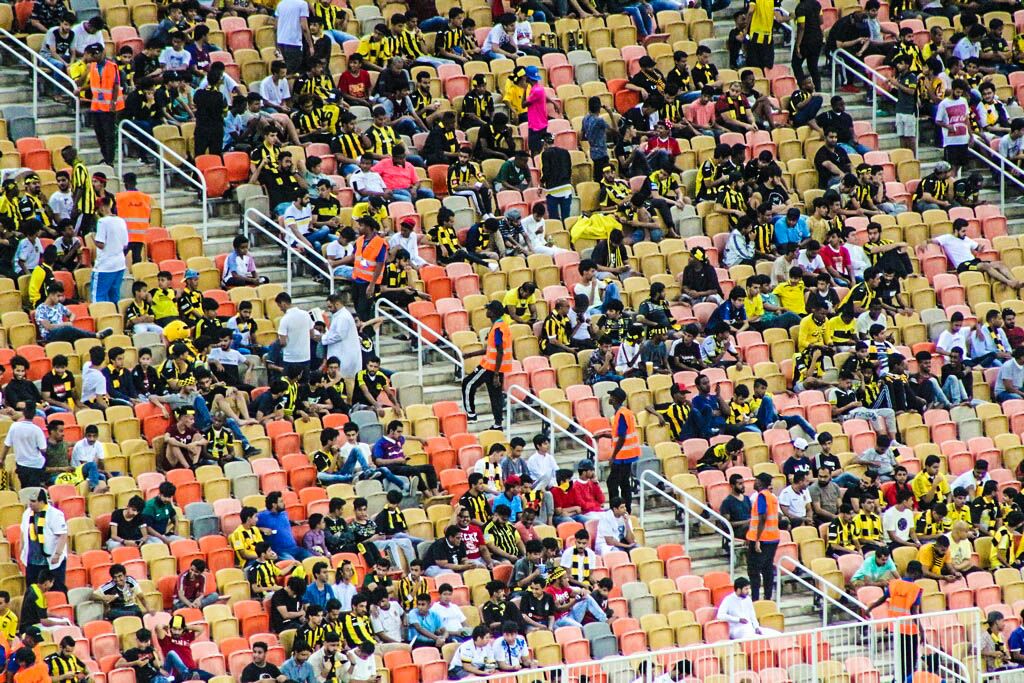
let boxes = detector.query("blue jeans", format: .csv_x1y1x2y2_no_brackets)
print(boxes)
276,546,313,561
419,17,447,31
997,391,1023,402
191,395,253,450
631,228,664,243
391,188,434,202
82,461,106,490
91,268,125,304
833,472,862,488
303,226,334,253
318,449,406,489
555,595,608,627
622,4,654,36
483,50,510,61
755,395,817,438
546,194,572,223
587,371,625,384
586,282,621,314
838,141,871,155
163,651,213,681
394,117,423,137
326,29,358,44
792,96,824,127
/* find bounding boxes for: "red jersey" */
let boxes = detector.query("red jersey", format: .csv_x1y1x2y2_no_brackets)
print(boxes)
337,70,371,100
545,585,573,619
159,631,196,670
820,244,851,276
574,480,606,514
644,136,681,156
458,524,486,560
550,484,581,513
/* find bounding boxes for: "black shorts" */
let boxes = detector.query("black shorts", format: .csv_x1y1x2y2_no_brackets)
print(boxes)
278,44,303,73
956,258,983,273
745,40,775,68
944,143,969,167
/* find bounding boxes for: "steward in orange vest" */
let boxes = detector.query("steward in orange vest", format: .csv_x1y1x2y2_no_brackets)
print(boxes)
116,174,152,263
746,472,782,601
85,44,124,167
461,300,510,431
349,215,388,322
865,562,924,682
606,386,639,512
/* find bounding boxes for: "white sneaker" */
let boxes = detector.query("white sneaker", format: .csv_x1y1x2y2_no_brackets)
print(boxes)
487,262,499,272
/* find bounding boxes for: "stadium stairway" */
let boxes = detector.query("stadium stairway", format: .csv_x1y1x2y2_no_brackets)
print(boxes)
0,57,326,305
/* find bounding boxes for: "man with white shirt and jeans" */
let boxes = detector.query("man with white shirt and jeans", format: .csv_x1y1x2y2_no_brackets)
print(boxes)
274,0,312,74
931,218,1022,294
482,14,519,61
91,196,128,304
778,471,813,528
388,218,427,268
935,311,972,362
0,404,48,488
349,155,389,201
995,347,1024,402
595,498,637,556
275,292,313,378
716,577,781,640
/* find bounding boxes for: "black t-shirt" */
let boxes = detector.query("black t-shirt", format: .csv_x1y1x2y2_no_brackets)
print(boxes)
259,169,302,208
240,662,283,682
783,455,813,481
671,340,702,369
424,538,465,568
727,28,745,68
193,87,226,125
814,144,850,187
519,592,555,623
794,0,823,39
4,378,42,408
629,70,663,95
815,453,841,474
843,482,879,507
110,509,146,542
481,598,523,630
122,648,161,683
269,590,302,631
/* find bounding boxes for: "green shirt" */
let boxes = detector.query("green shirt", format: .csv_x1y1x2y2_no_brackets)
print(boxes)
850,552,897,583
142,497,176,536
495,159,527,188
45,439,70,471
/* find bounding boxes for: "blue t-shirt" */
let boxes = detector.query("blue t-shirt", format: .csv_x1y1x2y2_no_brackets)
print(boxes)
302,581,332,609
774,215,810,246
256,509,298,553
1009,626,1024,655
705,300,746,331
407,608,444,644
492,493,523,521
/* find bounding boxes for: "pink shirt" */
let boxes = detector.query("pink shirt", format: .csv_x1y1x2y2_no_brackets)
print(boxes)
372,158,418,191
686,100,716,127
526,84,548,132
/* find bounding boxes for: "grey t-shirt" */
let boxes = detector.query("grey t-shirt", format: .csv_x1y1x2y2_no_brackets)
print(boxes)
582,114,609,160
809,481,841,521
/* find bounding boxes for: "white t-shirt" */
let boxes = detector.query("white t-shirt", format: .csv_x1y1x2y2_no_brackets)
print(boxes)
275,0,309,46
349,171,387,197
595,510,631,555
259,76,291,107
208,347,246,367
937,327,971,356
49,191,74,221
574,279,606,309
71,439,104,466
797,250,826,274
950,469,989,493
482,25,511,53
883,506,915,543
430,601,466,634
857,311,890,337
323,306,360,377
451,640,491,674
778,485,810,519
513,21,533,47
933,233,978,268
325,240,353,262
71,23,103,55
349,653,377,680
93,216,128,273
81,362,107,402
935,97,972,146
158,46,192,71
282,203,313,243
370,602,403,643
277,306,313,363
5,420,46,469
526,451,557,490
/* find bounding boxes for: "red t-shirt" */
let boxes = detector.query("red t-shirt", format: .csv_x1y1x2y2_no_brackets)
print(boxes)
645,136,681,156
458,524,486,560
159,630,196,670
820,244,851,275
550,485,580,513
574,480,606,514
545,585,573,618
337,70,371,100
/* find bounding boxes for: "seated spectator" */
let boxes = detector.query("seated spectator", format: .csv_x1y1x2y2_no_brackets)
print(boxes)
174,559,223,610
93,563,148,619
595,497,637,556
715,577,781,639
107,496,154,550
423,525,474,577
35,283,113,343
850,546,899,589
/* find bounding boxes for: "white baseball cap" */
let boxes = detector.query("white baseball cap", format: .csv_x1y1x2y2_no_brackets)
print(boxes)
793,438,809,450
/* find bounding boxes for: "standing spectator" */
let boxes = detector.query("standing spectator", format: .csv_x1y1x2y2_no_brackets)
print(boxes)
540,134,573,222
275,0,312,73
91,195,128,304
20,489,67,591
0,404,47,488
275,292,313,377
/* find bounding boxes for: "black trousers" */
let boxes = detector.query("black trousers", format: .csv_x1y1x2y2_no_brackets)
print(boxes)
92,111,117,165
461,365,504,425
792,38,823,91
352,281,374,322
747,539,778,601
17,464,46,489
195,123,224,157
440,249,491,268
389,463,438,492
607,462,634,513
746,40,775,69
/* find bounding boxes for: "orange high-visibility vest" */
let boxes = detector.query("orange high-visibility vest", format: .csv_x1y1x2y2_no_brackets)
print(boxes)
887,579,922,635
352,234,387,284
612,407,641,462
481,317,512,373
746,489,781,543
115,190,152,243
88,60,125,113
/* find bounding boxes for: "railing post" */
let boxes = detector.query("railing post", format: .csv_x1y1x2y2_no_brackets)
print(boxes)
31,52,38,122
416,332,424,386
831,56,837,100
117,127,123,183
286,249,292,294
639,475,646,530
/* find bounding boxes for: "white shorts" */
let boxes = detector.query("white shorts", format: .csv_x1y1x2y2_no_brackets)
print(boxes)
895,113,917,137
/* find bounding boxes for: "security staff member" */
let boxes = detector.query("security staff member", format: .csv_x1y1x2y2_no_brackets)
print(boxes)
86,43,125,166
607,386,640,512
866,562,924,683
348,215,388,322
461,300,510,431
746,473,780,601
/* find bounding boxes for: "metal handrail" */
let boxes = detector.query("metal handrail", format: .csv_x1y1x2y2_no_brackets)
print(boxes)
967,135,1024,214
831,48,913,148
775,554,866,626
0,27,80,147
504,386,597,462
374,297,464,386
118,120,209,240
243,207,334,295
638,470,737,578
